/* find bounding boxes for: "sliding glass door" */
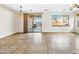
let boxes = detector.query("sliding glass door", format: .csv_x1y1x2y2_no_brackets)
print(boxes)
28,16,42,33
33,16,42,32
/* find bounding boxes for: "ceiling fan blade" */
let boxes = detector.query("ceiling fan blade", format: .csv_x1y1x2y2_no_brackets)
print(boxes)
63,4,78,11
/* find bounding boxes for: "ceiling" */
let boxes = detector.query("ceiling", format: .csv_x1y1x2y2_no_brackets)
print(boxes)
3,4,79,13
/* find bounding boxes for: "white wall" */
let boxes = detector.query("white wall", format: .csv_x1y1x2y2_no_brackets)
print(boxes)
0,4,77,38
74,13,79,33
16,14,24,32
42,12,75,32
0,5,18,38
28,16,33,32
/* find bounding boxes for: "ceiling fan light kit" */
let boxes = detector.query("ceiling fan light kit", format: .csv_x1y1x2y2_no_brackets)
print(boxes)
63,4,79,12
17,5,23,17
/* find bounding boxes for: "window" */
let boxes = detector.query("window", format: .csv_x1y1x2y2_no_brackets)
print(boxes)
52,15,69,27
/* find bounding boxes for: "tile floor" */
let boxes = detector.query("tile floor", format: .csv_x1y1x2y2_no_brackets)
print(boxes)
0,33,79,54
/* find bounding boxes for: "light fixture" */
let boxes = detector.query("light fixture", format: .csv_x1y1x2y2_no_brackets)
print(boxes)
69,4,77,10
45,9,48,11
29,9,32,11
63,4,79,11
18,5,23,17
77,14,79,16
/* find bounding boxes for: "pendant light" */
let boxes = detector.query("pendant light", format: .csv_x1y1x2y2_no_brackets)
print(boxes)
18,5,22,17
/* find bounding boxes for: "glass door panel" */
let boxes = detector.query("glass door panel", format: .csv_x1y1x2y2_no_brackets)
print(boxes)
28,16,42,33
33,16,42,32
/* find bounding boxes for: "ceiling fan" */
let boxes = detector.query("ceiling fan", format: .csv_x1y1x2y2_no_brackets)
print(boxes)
17,5,23,17
63,4,79,11
70,4,79,10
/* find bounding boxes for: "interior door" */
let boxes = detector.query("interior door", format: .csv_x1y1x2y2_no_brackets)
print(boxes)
24,13,29,33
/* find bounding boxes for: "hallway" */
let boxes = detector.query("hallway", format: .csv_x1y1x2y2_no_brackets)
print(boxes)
0,33,79,54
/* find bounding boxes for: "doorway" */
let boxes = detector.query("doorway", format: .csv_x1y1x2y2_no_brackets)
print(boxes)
28,15,42,33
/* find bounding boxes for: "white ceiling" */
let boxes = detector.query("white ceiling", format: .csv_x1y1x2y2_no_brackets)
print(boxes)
3,4,79,13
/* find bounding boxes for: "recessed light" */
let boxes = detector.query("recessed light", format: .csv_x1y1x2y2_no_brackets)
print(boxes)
20,5,22,8
45,9,48,11
29,9,32,11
